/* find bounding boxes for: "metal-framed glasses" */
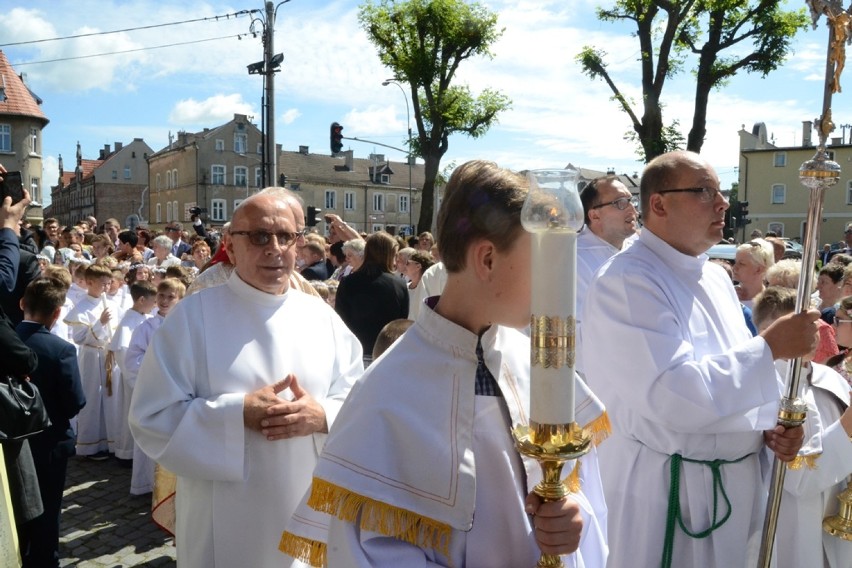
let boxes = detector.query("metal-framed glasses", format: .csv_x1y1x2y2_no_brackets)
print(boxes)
230,229,306,248
832,315,852,326
590,196,638,211
657,186,726,203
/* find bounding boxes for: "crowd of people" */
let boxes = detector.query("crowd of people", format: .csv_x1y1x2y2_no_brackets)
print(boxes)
0,153,850,567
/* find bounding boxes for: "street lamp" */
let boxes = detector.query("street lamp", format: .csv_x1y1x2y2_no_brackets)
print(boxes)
247,1,290,189
382,79,414,234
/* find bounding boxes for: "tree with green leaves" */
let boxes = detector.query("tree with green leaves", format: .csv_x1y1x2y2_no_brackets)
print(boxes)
359,0,511,232
577,0,809,162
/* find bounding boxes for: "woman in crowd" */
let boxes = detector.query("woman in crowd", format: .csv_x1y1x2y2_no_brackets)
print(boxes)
827,295,852,387
146,236,181,269
135,228,154,262
395,246,416,280
405,251,435,320
732,238,775,308
90,234,114,262
417,231,434,252
185,240,211,271
335,232,409,365
339,238,365,279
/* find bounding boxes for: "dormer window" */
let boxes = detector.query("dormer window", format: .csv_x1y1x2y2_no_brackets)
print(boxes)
381,173,389,184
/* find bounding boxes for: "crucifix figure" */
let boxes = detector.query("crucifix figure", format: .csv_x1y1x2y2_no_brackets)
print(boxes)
808,0,852,93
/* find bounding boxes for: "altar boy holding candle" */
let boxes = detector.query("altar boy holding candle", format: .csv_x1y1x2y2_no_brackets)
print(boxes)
280,160,609,567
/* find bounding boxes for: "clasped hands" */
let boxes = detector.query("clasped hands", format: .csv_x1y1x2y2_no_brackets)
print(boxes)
243,374,327,440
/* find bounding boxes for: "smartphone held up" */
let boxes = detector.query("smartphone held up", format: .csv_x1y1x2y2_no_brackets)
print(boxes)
0,171,25,205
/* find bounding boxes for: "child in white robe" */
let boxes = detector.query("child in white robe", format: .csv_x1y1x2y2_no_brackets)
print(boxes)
752,286,852,568
125,278,185,495
108,280,157,464
281,160,609,567
63,263,118,457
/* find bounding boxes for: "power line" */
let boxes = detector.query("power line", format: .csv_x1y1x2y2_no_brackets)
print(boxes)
0,10,257,48
11,34,251,67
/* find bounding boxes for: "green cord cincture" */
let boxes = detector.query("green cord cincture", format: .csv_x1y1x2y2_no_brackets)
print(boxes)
661,452,752,568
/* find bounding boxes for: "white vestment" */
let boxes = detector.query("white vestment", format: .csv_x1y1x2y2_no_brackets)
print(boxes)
129,272,363,568
108,309,151,461
282,302,609,567
64,294,119,456
420,261,447,298
576,226,620,318
581,228,783,568
776,362,852,568
126,314,163,495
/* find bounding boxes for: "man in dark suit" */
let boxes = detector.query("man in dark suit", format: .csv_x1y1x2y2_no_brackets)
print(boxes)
166,221,192,258
16,277,86,568
299,240,330,281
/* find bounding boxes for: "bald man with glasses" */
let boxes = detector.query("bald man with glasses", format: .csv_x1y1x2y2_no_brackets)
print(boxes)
581,151,820,568
130,188,363,568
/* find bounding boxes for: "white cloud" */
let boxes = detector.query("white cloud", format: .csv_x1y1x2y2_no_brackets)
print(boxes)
169,94,256,126
279,108,302,125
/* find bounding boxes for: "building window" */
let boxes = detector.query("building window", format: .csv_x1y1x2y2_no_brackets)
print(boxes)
399,194,409,213
234,166,248,188
112,170,118,180
325,190,337,210
773,152,786,167
215,139,224,152
257,142,263,154
381,173,390,184
827,150,836,161
234,199,244,211
0,124,10,152
254,167,262,188
30,177,39,203
234,133,247,154
373,193,384,212
156,203,162,223
29,128,38,154
211,199,227,221
173,169,178,187
847,180,852,205
771,184,786,204
344,191,356,211
173,201,179,220
124,166,132,180
371,224,384,233
767,222,784,237
156,173,161,190
166,201,173,221
211,165,226,185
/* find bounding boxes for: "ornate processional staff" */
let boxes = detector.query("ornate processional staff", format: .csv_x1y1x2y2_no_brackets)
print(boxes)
757,1,850,565
513,168,592,568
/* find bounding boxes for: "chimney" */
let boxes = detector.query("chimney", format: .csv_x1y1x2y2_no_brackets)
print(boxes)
299,145,309,155
103,144,110,158
832,136,843,146
344,150,354,172
802,121,813,147
114,141,123,152
606,166,615,175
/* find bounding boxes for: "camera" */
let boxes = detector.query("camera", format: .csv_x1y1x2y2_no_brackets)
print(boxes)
189,206,202,216
0,171,24,205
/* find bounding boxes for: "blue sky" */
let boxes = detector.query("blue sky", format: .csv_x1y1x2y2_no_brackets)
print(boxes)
1,0,840,207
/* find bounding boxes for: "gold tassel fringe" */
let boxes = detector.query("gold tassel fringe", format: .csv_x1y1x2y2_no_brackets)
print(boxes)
279,532,326,568
584,411,611,447
307,477,452,559
565,460,582,493
786,453,820,470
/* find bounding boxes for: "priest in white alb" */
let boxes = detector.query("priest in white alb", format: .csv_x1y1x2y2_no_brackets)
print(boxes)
581,151,816,568
129,189,363,568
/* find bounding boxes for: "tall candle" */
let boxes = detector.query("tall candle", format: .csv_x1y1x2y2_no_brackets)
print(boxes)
522,169,583,426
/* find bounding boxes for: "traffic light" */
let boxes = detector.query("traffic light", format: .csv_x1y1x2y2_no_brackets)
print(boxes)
306,206,322,227
739,200,750,227
330,122,344,154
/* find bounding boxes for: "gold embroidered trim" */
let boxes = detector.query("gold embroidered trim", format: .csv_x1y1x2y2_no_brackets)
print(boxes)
307,477,452,559
584,411,611,447
278,532,326,568
786,453,820,470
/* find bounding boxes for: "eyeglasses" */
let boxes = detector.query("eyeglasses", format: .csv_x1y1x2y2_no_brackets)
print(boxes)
832,315,852,325
230,229,306,248
657,187,726,203
590,196,638,211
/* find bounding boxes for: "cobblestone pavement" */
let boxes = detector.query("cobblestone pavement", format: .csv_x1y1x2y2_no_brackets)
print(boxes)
58,455,176,567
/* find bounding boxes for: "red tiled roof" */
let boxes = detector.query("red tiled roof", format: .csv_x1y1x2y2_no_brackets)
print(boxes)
0,50,48,123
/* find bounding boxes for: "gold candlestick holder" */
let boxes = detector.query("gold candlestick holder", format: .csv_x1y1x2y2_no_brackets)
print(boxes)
513,420,592,567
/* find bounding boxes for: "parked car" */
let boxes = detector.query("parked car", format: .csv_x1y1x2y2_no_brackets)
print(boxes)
707,243,736,262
